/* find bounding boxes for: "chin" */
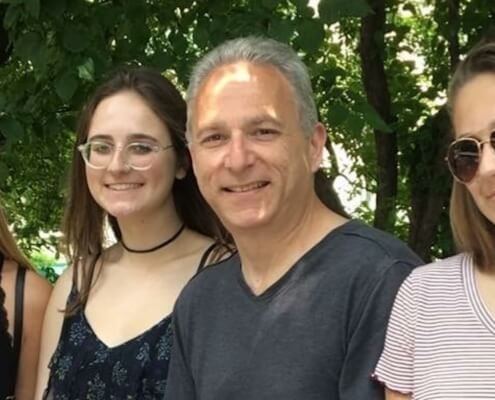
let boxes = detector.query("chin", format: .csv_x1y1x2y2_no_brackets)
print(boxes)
222,212,271,232
105,204,143,220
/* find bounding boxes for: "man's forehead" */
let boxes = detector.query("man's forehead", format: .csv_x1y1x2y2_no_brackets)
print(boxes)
199,61,288,96
190,61,299,135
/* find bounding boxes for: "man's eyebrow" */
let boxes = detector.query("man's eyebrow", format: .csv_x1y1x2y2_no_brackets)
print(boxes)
198,115,284,133
196,123,226,136
244,115,284,129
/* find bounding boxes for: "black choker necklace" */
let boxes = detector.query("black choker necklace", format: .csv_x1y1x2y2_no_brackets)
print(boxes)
121,224,185,253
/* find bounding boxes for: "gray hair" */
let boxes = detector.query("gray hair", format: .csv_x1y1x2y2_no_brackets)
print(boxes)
186,36,318,140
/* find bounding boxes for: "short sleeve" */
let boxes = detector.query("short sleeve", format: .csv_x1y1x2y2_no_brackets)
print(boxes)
373,275,416,394
339,260,417,400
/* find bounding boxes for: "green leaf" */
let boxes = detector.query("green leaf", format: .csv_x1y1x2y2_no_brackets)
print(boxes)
149,51,173,69
262,0,279,11
4,5,22,29
0,116,24,140
268,19,294,43
25,0,40,19
0,95,7,112
44,0,66,20
44,117,62,136
345,113,365,135
0,162,8,185
293,0,309,9
14,31,42,62
31,42,50,71
54,72,78,102
319,0,372,24
297,19,325,54
62,25,89,53
194,18,211,48
326,102,349,127
357,101,392,133
78,57,95,82
1,0,24,4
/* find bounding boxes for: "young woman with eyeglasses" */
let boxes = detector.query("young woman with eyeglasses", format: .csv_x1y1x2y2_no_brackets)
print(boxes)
34,67,231,400
374,40,495,399
0,206,51,400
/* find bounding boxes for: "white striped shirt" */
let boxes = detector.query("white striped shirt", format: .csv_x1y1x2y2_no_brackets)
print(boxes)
374,253,495,400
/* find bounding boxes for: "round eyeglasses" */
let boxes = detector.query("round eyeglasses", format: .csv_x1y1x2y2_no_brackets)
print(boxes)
446,130,495,184
77,141,174,171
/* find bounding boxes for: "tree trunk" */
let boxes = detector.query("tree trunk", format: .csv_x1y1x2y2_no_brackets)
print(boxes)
359,0,398,232
407,0,460,261
408,108,452,261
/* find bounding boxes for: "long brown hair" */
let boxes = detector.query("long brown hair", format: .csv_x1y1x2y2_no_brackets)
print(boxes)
63,67,230,314
0,205,32,269
447,40,495,270
0,204,33,336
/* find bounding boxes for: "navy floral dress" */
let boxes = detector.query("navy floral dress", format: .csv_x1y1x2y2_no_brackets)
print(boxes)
44,287,173,400
43,244,221,400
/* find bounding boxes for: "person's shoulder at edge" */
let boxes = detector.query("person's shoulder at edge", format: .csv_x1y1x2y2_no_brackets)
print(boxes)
323,219,424,268
2,259,52,320
23,265,52,315
400,252,465,284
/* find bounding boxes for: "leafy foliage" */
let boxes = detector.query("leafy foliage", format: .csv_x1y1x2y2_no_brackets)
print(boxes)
0,0,493,260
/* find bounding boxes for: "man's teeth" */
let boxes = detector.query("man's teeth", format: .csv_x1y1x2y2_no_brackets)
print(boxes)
107,183,141,190
229,182,266,192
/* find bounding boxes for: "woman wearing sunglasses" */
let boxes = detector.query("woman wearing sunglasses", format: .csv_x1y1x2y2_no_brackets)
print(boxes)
374,40,495,399
35,67,231,400
0,205,52,400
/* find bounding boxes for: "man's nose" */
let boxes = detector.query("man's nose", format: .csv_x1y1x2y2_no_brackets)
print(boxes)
223,134,255,172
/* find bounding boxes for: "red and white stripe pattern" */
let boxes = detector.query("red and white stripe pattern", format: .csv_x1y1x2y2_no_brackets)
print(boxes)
374,253,495,399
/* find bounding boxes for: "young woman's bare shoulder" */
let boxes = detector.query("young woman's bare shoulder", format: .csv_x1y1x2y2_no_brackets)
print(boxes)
2,258,19,280
23,268,52,317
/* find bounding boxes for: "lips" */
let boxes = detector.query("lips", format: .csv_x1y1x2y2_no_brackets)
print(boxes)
105,183,143,191
223,181,269,193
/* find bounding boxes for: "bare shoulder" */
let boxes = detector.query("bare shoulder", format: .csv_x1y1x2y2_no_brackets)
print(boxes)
1,258,19,282
23,268,52,316
47,265,74,309
1,261,52,306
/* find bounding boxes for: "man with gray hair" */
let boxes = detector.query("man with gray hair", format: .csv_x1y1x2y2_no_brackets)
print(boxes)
165,36,422,400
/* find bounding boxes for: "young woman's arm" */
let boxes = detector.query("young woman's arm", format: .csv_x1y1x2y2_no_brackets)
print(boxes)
15,268,52,400
386,388,412,400
33,267,72,400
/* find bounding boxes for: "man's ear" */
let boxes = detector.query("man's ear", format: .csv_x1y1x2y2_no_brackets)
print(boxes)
308,123,327,173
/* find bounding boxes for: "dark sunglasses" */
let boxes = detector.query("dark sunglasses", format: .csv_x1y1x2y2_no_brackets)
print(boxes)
446,130,495,183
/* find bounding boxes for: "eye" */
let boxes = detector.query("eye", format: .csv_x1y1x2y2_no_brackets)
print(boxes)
128,142,155,155
90,141,112,155
200,133,228,148
252,128,279,140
